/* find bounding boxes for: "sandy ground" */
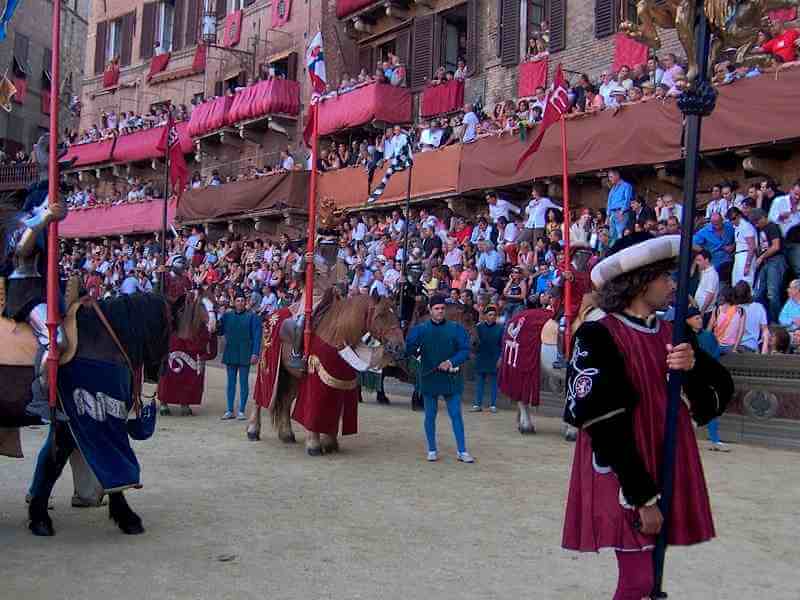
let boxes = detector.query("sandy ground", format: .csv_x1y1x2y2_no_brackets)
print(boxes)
2,365,799,600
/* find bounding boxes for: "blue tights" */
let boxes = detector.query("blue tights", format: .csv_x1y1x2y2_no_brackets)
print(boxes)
226,364,250,413
474,373,498,408
422,394,466,453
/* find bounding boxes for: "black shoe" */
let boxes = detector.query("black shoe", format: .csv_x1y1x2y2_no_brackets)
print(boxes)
109,493,145,535
376,391,390,405
28,497,55,536
159,405,171,416
180,405,192,416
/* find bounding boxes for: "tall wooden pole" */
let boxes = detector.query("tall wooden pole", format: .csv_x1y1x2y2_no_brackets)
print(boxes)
46,0,62,409
651,0,716,595
559,115,573,355
303,103,319,355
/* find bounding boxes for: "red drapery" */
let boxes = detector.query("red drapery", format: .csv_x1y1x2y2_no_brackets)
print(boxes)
222,11,243,47
147,53,171,81
518,59,549,98
41,90,51,115
61,199,177,238
612,33,649,72
12,77,26,103
317,83,412,135
103,64,120,88
769,7,797,21
62,138,115,167
336,0,377,18
112,121,192,163
271,0,292,27
420,80,465,118
192,44,207,72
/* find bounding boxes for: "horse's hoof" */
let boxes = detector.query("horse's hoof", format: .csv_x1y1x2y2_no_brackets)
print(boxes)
29,517,55,536
518,425,536,435
246,429,260,441
376,392,390,405
306,446,322,456
279,432,296,444
159,406,171,416
109,494,145,535
117,518,145,535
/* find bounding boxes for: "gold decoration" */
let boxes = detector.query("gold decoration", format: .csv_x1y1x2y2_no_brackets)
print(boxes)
307,355,358,391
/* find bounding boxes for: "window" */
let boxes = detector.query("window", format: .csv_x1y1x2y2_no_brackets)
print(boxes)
106,18,123,62
438,4,467,73
14,32,29,73
157,0,175,53
526,0,546,40
623,0,638,24
229,0,244,10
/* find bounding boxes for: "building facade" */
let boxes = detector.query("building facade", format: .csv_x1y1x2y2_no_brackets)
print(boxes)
0,0,88,154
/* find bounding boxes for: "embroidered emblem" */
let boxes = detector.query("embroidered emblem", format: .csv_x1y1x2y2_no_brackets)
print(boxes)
566,338,599,418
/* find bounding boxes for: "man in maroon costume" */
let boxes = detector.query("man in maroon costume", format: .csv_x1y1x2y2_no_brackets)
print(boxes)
562,233,733,599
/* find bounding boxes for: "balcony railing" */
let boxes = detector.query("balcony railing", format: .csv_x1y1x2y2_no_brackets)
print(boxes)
0,163,38,191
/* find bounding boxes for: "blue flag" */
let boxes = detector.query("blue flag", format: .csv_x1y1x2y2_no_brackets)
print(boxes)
0,0,23,41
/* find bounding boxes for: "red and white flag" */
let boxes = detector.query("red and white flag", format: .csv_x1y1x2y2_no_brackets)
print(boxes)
306,32,327,97
516,64,570,171
157,113,189,201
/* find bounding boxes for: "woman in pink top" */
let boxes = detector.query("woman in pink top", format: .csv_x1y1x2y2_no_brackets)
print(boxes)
707,285,745,353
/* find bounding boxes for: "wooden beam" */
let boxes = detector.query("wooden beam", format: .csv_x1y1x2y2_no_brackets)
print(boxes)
655,164,683,188
742,156,787,179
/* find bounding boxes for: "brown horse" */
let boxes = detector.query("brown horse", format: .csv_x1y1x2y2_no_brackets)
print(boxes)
247,292,405,455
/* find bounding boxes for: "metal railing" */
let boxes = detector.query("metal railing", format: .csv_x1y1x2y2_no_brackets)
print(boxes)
0,163,38,191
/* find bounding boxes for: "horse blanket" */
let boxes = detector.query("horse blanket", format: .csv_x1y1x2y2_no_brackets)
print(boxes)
498,309,553,407
253,308,292,410
292,334,360,436
158,329,218,406
58,357,144,492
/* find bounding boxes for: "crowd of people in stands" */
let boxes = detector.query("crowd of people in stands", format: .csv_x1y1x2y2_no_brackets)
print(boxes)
65,103,191,146
65,176,163,209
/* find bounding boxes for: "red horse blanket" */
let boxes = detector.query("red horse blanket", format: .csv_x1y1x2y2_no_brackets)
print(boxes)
254,308,292,410
292,334,360,436
498,309,552,406
158,330,217,406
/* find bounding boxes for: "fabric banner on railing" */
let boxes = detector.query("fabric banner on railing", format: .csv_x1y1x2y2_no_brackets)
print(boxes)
518,59,548,98
271,0,292,27
223,11,243,47
147,53,171,81
12,76,25,103
420,80,465,118
103,64,120,88
61,199,177,238
192,44,207,72
41,90,50,115
317,83,411,135
612,33,648,72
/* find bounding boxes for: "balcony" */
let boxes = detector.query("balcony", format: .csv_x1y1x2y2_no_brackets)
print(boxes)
0,163,38,191
317,82,412,136
420,80,465,118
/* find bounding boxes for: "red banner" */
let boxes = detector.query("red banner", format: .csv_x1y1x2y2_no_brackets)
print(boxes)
41,90,50,115
612,33,649,72
498,309,552,406
518,59,549,98
317,82,412,135
147,53,171,81
420,80,465,118
61,198,177,238
12,77,26,103
769,7,797,21
192,43,207,72
271,0,292,27
223,11,243,47
103,64,120,88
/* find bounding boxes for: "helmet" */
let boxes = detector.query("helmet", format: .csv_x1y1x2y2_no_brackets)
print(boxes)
171,255,189,274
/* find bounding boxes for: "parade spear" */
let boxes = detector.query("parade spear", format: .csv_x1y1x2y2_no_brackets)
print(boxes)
45,0,63,412
651,0,716,596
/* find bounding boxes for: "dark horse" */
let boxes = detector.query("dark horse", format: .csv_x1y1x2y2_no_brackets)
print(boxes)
27,293,170,536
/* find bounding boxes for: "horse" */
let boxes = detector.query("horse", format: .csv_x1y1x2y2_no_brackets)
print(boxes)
247,291,405,455
17,293,171,536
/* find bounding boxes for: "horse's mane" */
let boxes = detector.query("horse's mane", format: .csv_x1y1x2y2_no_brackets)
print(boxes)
79,293,170,368
314,293,374,349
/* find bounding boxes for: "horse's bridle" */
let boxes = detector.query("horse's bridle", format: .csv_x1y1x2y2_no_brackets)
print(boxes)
364,303,403,346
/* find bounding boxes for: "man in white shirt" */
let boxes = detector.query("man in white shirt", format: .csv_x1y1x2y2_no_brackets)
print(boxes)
767,180,800,236
486,190,521,224
368,268,389,297
522,185,560,243
443,238,463,268
351,217,367,243
280,149,295,171
119,269,141,295
728,207,757,287
383,259,402,291
658,193,683,223
461,103,479,143
693,250,719,316
704,185,729,220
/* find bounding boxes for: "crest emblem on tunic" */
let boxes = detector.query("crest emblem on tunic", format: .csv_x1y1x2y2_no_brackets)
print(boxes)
506,317,525,340
573,374,592,399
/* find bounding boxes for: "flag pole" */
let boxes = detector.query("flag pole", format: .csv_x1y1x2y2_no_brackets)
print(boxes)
559,113,573,355
651,1,715,595
303,102,319,356
160,105,171,294
45,0,62,409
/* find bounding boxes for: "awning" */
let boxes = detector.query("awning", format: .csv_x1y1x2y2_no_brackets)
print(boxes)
336,0,379,18
60,199,176,238
317,82,412,136
112,121,192,164
177,170,308,221
62,138,116,168
420,80,465,118
458,66,800,193
187,95,234,138
320,144,461,209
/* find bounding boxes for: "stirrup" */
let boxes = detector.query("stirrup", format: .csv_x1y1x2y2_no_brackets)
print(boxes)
286,351,307,371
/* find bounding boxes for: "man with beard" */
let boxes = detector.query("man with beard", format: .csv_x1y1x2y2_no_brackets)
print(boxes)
562,233,733,599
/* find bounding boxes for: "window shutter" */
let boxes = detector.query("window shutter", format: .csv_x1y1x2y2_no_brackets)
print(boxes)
214,80,224,96
244,0,255,5
286,51,298,81
465,0,478,76
43,47,52,75
185,0,200,46
395,28,410,68
216,0,226,21
595,0,617,38
549,0,566,52
499,0,520,67
14,32,29,72
411,15,434,89
120,12,136,66
357,45,374,77
173,0,186,50
140,3,157,59
94,21,107,74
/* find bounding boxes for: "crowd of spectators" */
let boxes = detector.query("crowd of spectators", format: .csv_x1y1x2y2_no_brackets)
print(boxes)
65,176,163,209
65,104,191,146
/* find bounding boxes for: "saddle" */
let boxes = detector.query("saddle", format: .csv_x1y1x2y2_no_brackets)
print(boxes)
0,277,80,367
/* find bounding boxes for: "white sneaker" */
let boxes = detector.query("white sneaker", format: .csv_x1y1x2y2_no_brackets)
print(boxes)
427,451,438,462
457,451,475,463
709,442,731,452
236,412,247,420
469,405,482,412
221,411,234,420
490,406,497,414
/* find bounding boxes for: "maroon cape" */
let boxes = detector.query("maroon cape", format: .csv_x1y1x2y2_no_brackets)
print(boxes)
562,315,716,552
498,309,553,406
158,329,217,406
253,308,292,409
292,334,360,436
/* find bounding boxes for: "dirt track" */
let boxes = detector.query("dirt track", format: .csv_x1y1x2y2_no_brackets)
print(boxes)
2,365,798,600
